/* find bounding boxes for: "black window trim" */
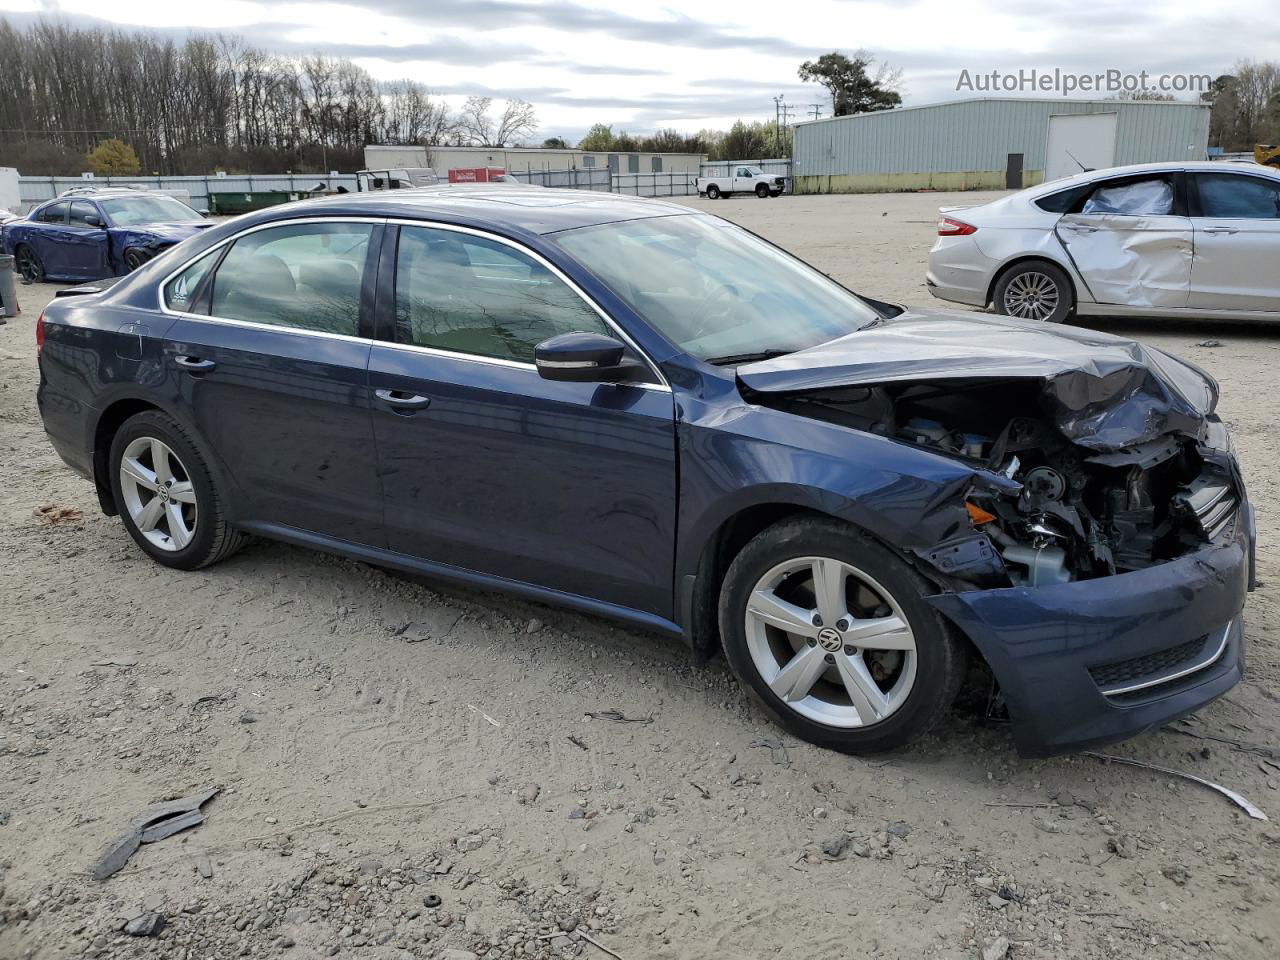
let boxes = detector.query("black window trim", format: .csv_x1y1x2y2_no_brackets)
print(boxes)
1187,169,1280,220
375,218,669,389
38,200,70,224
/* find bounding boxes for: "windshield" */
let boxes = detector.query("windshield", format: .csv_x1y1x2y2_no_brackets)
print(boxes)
99,196,203,227
742,166,764,176
552,215,881,362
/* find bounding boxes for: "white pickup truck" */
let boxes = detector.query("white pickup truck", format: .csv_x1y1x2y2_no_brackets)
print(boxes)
696,165,786,199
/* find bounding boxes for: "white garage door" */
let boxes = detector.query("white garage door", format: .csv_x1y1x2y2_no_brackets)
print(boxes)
1045,113,1118,182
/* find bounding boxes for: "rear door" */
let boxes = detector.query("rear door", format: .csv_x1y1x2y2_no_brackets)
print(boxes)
160,219,385,545
1187,171,1280,313
1055,173,1193,309
367,223,677,616
63,200,110,279
31,201,70,269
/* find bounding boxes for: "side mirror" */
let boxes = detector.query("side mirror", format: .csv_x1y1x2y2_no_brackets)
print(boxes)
534,331,636,383
85,214,103,228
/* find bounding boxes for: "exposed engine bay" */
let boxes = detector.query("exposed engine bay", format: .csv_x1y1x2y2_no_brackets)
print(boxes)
758,378,1241,587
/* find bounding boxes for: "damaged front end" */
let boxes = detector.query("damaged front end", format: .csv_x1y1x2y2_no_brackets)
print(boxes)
738,314,1244,590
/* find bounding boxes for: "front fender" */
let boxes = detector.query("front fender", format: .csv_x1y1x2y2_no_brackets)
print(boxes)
675,396,1012,585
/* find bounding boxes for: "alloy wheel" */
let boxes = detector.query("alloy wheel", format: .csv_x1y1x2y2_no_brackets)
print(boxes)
744,556,918,728
118,436,199,551
1002,271,1060,320
15,246,43,283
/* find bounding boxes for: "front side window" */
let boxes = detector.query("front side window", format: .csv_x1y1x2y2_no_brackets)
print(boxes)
394,226,611,363
209,222,373,335
1196,174,1280,219
68,201,99,227
552,214,881,363
99,195,204,226
37,202,68,224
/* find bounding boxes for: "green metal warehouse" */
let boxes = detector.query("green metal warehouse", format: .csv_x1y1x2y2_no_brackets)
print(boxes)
791,97,1211,194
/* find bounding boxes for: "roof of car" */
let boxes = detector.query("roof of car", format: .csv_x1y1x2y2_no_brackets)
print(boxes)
244,184,695,236
1029,160,1280,195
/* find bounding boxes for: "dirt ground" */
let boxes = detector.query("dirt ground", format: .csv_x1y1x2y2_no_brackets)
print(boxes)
2,190,1278,960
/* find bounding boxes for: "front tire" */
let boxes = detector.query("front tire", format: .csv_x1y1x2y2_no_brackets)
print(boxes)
108,411,247,570
706,185,721,199
992,261,1074,323
123,248,151,272
718,517,964,754
755,183,769,198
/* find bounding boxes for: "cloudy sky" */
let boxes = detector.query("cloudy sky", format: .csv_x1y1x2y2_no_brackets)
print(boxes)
1,0,1273,140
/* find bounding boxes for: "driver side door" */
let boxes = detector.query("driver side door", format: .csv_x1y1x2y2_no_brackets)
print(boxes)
732,166,755,193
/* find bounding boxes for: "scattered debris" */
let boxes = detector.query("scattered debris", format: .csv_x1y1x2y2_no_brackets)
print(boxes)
32,503,82,524
821,836,850,859
567,735,588,751
748,738,791,766
887,821,911,839
194,855,213,879
123,912,166,937
466,704,502,727
92,787,220,881
519,783,541,805
1195,339,1223,348
1084,752,1268,820
689,781,710,800
579,930,626,960
1166,723,1280,760
982,935,1011,960
1109,834,1139,859
90,657,139,668
584,709,652,724
422,894,442,909
1161,863,1191,886
985,801,1058,809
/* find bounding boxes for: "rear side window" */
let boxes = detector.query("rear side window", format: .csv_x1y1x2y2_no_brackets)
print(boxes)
209,222,373,335
1034,185,1089,212
1195,174,1280,219
164,249,221,312
37,202,68,224
1082,178,1173,216
393,226,611,363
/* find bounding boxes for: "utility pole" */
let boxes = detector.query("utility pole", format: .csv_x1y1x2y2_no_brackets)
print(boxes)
809,103,824,120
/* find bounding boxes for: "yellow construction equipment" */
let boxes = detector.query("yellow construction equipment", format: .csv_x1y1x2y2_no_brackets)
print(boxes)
1255,144,1280,168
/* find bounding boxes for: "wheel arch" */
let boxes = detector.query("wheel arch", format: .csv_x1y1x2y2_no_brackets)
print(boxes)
91,397,240,520
985,254,1080,311
680,495,943,664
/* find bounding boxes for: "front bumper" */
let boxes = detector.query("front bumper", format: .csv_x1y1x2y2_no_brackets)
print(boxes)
928,501,1255,757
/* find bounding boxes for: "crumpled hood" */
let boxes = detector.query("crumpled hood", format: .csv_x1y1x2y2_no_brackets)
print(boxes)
122,221,214,243
737,310,1217,452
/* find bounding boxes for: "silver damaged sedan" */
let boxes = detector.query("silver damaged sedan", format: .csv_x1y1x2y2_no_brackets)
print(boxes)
927,161,1280,323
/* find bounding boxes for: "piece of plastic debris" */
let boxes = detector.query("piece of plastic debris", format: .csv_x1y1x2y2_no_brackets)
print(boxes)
1195,340,1223,348
91,787,220,880
32,503,83,524
584,708,653,724
1083,752,1267,821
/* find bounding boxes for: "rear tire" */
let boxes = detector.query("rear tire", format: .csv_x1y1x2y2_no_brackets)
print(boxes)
108,411,248,570
15,244,44,283
706,185,721,199
718,516,965,754
992,260,1074,323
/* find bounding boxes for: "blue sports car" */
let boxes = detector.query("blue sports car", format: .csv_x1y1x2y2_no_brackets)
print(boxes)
34,186,1255,757
4,189,213,283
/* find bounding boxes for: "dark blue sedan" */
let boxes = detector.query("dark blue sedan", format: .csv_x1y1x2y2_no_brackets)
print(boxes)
4,189,213,282
34,186,1255,757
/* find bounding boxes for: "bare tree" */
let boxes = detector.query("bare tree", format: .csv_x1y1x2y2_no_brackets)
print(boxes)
493,99,537,146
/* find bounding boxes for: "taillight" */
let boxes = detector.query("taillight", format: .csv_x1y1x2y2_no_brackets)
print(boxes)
938,217,977,236
35,311,45,355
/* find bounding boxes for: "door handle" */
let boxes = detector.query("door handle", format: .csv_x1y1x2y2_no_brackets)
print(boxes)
174,355,216,372
1203,227,1238,235
375,389,432,410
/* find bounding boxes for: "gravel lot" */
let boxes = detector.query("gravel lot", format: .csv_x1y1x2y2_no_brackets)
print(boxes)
2,190,1278,960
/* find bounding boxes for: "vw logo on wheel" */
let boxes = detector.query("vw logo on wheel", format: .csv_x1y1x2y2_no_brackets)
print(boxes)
817,627,842,652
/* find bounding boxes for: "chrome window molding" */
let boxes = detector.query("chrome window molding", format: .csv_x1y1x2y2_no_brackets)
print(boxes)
154,214,671,392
